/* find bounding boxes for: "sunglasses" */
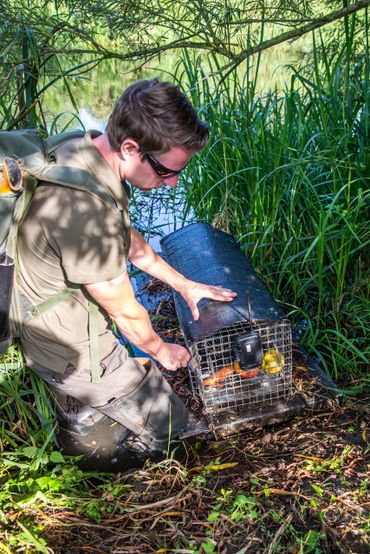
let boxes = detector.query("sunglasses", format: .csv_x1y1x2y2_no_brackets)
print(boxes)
139,147,188,179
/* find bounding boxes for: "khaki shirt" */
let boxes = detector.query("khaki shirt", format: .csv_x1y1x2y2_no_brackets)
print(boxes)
17,131,131,372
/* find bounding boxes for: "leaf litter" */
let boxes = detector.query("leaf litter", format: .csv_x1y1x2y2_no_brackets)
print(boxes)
2,278,369,554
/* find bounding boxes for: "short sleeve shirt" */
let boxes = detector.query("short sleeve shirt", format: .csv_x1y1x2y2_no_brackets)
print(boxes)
17,131,131,372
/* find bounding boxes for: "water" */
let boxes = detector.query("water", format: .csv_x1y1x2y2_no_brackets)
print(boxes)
43,43,308,128
78,108,106,133
131,188,194,251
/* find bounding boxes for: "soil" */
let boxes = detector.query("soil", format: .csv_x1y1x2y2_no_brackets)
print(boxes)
40,278,369,554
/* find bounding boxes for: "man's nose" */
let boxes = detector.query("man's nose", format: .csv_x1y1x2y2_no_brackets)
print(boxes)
165,175,179,189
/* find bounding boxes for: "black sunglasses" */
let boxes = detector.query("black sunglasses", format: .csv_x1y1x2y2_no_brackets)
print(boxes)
139,147,188,178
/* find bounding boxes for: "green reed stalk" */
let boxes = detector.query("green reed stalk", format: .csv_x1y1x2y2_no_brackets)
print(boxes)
0,343,56,450
177,30,370,380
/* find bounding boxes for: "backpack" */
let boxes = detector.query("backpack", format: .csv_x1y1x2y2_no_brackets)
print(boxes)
0,128,121,382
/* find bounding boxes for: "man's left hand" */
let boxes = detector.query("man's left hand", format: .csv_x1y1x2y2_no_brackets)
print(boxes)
179,281,237,321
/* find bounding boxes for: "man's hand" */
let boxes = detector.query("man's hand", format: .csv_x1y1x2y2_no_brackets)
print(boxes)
155,342,191,371
179,281,237,321
85,273,191,371
128,229,237,321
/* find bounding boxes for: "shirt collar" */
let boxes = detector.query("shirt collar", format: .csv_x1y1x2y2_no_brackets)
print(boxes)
78,130,129,211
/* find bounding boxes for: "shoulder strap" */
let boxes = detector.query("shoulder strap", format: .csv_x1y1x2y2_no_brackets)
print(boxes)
44,130,85,157
0,128,119,214
33,164,119,213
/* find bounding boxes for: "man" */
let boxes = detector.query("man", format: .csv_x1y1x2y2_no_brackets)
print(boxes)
16,79,236,468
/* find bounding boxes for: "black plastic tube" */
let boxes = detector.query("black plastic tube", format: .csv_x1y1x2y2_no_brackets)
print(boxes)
161,223,285,342
0,253,14,351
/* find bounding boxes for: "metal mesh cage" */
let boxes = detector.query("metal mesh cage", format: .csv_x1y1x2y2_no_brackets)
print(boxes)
188,320,292,421
160,223,295,429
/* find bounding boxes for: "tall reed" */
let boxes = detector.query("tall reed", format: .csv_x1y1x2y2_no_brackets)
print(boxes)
177,38,369,379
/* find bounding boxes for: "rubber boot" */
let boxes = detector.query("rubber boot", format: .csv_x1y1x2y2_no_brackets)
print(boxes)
95,360,188,452
54,392,163,472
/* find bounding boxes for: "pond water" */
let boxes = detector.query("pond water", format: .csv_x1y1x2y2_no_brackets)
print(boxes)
43,40,309,127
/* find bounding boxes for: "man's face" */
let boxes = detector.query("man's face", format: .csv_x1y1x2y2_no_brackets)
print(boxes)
126,145,194,191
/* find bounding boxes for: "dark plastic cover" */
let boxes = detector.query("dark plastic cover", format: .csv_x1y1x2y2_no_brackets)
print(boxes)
0,253,14,349
160,223,285,343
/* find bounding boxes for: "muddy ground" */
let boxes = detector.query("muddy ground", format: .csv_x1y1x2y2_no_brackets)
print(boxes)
41,279,369,554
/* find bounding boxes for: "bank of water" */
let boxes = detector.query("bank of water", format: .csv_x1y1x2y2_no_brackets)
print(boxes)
43,40,309,129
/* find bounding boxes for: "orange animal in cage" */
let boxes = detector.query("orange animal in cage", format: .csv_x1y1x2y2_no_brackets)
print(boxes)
203,365,234,388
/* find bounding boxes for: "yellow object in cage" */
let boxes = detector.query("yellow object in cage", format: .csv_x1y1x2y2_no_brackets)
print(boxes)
262,349,285,374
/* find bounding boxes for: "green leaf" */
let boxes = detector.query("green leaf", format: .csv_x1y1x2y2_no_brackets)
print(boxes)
230,510,245,522
84,500,101,524
303,529,323,548
207,511,220,522
311,483,324,496
17,490,48,508
36,476,63,491
234,494,255,508
22,446,38,459
200,540,216,554
50,451,65,463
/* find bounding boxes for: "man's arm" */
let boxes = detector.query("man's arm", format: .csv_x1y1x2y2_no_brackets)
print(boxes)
85,272,190,371
129,228,237,320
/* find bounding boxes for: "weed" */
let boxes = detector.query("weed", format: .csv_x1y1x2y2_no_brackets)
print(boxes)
174,35,370,382
207,488,259,524
305,446,353,475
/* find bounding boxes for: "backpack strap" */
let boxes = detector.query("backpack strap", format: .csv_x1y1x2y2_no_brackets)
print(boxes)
88,300,101,384
11,174,39,281
44,130,85,157
5,131,123,383
32,164,120,215
27,286,101,384
10,170,110,384
28,285,80,318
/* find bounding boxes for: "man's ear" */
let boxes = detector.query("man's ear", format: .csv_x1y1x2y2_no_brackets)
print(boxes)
119,137,140,160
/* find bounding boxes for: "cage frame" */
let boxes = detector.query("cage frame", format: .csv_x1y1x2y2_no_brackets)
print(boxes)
187,319,293,425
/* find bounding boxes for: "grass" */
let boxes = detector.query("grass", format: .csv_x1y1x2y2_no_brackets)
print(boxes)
175,35,370,382
0,11,369,553
0,345,368,552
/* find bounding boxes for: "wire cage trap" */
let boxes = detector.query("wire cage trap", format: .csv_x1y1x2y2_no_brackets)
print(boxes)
188,319,292,424
161,223,294,428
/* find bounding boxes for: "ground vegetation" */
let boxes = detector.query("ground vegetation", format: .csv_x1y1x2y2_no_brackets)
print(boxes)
0,2,369,552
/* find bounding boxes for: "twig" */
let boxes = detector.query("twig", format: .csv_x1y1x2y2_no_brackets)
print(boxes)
266,514,293,554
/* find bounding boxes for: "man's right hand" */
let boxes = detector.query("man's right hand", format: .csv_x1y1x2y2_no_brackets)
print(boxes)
154,342,191,371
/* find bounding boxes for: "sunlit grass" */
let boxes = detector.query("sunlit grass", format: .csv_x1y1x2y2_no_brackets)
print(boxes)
176,39,370,380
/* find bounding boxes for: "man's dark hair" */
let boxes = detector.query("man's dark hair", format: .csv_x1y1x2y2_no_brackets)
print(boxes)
106,79,209,154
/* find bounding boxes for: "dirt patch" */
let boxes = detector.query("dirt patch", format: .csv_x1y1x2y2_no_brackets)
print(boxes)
39,278,369,553
40,398,369,554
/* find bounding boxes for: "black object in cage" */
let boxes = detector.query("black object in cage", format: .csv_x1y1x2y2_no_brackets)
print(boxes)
160,223,293,426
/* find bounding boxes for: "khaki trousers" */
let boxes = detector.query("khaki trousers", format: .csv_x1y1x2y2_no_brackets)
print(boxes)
25,342,188,452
